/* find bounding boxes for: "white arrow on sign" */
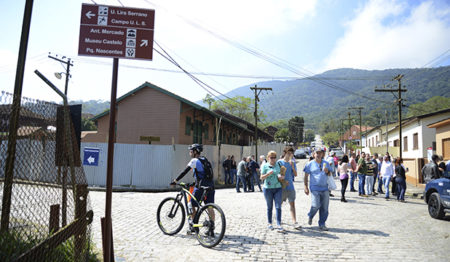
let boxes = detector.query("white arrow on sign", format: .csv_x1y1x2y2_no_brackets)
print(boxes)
140,39,148,47
86,11,95,19
87,156,95,164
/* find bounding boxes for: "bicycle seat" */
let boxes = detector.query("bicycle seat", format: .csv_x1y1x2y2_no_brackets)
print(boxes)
200,185,212,191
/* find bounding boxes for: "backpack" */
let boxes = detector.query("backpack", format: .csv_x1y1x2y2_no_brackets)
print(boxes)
197,156,214,181
422,162,437,183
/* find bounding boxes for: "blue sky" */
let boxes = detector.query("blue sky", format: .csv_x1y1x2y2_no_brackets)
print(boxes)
0,0,449,104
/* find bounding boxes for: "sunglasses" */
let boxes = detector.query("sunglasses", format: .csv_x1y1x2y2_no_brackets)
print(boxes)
269,156,277,159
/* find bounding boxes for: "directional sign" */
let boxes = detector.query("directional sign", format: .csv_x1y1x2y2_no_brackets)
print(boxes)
83,147,100,166
78,4,155,60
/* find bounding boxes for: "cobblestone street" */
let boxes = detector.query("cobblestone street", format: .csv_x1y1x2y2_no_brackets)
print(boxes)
89,160,450,261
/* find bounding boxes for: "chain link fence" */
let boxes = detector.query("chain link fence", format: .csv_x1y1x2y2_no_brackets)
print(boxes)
0,91,97,261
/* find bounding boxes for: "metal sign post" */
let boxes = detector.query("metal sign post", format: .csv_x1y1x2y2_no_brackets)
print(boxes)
78,4,154,262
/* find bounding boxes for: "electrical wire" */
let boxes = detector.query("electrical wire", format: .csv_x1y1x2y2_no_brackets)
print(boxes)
153,42,244,108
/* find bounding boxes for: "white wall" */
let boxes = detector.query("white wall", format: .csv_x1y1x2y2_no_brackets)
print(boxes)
80,142,285,189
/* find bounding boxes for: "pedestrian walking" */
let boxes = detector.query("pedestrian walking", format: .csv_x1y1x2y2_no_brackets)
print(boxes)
260,151,285,232
303,147,332,231
245,156,255,192
248,155,261,192
230,155,237,184
380,155,394,199
338,155,350,202
377,156,384,194
365,154,375,196
277,146,301,229
372,153,379,193
222,155,232,184
394,158,407,202
236,157,248,193
349,153,358,192
356,152,368,197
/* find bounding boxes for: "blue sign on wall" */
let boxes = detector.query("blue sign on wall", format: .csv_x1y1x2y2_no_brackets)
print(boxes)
83,147,100,166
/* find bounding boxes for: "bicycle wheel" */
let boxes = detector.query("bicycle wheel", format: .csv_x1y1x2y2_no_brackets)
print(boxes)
193,203,226,248
157,197,185,235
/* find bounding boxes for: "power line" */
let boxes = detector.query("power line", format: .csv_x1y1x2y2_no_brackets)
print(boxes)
142,0,392,105
153,41,245,108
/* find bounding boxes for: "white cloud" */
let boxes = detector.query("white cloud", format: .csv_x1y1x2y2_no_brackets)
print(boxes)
132,0,318,48
324,0,450,70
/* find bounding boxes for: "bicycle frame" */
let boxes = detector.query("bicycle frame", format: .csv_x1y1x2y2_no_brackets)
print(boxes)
170,184,205,219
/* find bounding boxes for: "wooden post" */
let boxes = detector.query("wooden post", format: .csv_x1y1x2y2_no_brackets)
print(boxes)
74,184,88,261
49,204,60,234
101,217,115,262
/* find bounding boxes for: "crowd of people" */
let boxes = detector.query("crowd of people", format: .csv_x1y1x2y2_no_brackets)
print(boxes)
172,143,449,237
228,147,449,232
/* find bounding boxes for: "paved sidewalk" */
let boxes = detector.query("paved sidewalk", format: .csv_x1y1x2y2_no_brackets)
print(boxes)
88,161,449,261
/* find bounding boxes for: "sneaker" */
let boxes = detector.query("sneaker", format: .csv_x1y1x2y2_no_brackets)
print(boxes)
329,193,335,197
361,194,368,197
308,217,312,225
268,224,274,230
350,189,357,192
277,227,285,233
319,225,329,231
293,222,302,230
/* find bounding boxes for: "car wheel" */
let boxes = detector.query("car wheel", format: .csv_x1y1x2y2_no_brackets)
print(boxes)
428,192,445,219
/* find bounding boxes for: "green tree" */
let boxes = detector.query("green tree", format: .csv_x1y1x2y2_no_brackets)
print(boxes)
274,128,289,142
322,132,339,147
202,94,215,110
288,116,304,144
81,117,97,131
406,96,450,117
304,129,315,142
211,96,266,123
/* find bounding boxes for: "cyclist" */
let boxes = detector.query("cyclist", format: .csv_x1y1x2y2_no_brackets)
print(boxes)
171,144,215,236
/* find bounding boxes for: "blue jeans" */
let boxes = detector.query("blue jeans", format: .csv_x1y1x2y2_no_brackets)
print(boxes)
230,169,236,184
263,187,282,226
253,171,262,191
365,176,374,195
308,190,330,227
358,173,366,195
350,171,357,191
224,169,231,184
377,174,384,193
395,177,406,200
236,175,247,192
383,176,391,198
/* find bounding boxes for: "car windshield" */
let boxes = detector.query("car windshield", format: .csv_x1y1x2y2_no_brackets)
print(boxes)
295,149,305,154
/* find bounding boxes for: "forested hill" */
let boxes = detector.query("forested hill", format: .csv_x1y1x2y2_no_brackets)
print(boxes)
222,66,450,129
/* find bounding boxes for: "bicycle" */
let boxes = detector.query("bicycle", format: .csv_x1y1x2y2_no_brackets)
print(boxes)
156,182,226,248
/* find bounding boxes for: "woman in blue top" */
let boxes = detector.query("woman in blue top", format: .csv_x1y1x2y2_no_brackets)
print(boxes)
277,146,301,230
260,150,285,232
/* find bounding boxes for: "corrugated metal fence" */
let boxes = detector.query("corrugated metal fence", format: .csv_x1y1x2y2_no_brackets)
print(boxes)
80,142,286,189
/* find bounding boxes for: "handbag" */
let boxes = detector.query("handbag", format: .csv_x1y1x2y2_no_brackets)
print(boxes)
277,163,289,189
327,175,337,190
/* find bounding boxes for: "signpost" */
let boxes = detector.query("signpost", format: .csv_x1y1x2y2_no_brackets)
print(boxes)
83,147,100,166
78,4,154,262
78,4,154,60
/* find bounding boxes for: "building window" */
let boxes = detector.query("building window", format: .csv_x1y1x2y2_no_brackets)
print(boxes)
413,133,418,150
403,136,408,152
203,124,209,140
185,116,191,136
394,139,399,147
443,138,450,160
376,135,378,144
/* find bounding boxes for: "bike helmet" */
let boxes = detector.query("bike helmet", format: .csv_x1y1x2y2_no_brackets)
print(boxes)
188,144,203,153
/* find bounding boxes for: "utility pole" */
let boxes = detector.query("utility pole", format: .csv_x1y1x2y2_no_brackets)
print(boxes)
250,85,272,158
48,54,73,95
349,107,364,153
375,75,407,158
385,110,389,153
